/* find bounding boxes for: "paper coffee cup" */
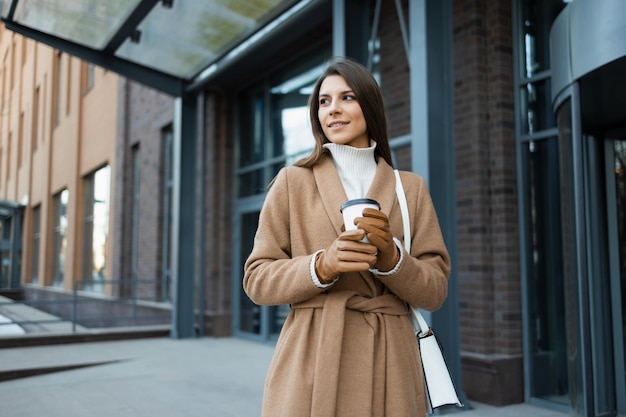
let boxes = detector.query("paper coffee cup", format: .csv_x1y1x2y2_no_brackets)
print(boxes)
340,198,381,232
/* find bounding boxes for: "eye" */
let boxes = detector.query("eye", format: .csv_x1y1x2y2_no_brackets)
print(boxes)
319,97,330,106
343,94,357,101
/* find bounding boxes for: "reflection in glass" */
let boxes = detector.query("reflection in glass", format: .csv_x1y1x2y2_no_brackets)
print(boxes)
557,99,585,416
281,107,314,165
52,189,69,287
82,166,111,293
614,139,626,396
519,0,568,77
524,138,568,404
92,166,110,282
270,65,318,164
237,55,323,197
520,80,554,134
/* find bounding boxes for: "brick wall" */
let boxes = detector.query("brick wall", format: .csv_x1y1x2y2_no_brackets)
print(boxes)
112,79,174,300
199,91,234,336
452,0,522,405
378,0,412,171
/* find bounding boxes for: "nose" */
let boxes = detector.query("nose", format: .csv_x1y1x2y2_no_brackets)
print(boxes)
328,99,341,114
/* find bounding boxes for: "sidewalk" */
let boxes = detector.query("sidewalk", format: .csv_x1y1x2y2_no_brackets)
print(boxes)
0,337,567,417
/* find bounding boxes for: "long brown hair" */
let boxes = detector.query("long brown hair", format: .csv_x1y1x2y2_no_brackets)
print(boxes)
294,57,393,168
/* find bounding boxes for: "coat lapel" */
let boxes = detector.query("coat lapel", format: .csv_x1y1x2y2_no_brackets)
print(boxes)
366,159,398,219
313,154,348,237
313,155,399,237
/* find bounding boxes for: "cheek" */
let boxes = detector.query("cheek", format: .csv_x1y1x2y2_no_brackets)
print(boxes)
318,111,327,129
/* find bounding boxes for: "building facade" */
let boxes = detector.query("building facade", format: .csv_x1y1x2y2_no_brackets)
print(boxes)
0,31,119,294
1,0,624,415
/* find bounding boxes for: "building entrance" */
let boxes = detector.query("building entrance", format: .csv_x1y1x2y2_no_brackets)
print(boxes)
606,133,626,415
553,89,626,416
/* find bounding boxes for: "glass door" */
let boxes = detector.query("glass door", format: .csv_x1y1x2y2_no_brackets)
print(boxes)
555,85,626,416
554,86,591,417
605,133,626,416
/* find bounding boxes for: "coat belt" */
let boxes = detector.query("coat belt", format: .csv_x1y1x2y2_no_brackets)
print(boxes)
291,291,409,416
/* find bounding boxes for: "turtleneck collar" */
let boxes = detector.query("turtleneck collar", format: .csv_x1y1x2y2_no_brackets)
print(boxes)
322,141,378,200
323,141,377,179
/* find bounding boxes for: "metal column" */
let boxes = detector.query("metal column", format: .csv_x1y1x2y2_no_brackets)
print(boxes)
410,0,466,407
170,93,198,338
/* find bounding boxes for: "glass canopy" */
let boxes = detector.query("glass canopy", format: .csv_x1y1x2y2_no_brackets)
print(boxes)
0,0,299,81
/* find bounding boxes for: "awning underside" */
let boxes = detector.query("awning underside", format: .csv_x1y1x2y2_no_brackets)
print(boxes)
0,0,299,95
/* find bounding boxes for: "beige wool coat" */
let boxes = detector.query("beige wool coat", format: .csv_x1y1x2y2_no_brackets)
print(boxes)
244,153,451,417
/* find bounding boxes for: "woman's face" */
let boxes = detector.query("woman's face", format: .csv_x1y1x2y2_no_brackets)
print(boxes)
317,75,369,148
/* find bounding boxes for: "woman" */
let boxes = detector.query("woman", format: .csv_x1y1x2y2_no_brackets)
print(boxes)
244,57,451,417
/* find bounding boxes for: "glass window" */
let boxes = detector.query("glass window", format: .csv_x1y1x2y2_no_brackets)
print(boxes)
523,137,568,404
30,205,41,285
520,80,555,134
556,98,586,416
82,62,95,93
236,47,326,198
51,189,69,288
515,0,570,408
81,166,110,293
237,85,266,168
269,61,322,162
234,44,330,339
0,218,12,288
3,0,300,79
520,0,569,78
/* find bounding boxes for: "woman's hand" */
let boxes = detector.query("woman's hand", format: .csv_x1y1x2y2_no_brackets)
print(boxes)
355,208,399,272
315,229,378,283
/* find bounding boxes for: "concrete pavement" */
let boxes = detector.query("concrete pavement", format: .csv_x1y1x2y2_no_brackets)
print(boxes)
0,337,567,417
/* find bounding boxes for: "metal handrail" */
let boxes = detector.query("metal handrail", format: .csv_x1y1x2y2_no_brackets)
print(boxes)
0,278,171,334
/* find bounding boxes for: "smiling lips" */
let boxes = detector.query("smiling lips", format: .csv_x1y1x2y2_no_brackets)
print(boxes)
329,121,349,128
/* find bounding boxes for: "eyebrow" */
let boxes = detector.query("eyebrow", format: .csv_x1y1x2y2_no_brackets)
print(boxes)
318,89,354,98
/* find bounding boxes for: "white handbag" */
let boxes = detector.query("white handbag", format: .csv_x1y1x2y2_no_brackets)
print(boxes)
394,170,463,413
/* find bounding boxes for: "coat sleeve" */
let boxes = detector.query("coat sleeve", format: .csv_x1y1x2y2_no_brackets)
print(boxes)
377,173,451,311
243,167,325,306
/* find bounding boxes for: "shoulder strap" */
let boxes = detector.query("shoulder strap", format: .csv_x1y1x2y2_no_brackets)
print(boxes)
394,170,411,250
394,170,430,335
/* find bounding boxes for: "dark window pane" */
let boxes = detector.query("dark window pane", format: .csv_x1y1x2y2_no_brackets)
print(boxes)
239,211,261,335
524,137,568,404
520,80,555,134
519,0,567,77
237,88,265,167
237,169,266,198
614,139,626,398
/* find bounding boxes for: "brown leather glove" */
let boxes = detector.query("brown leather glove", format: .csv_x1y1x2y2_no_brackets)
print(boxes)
355,208,399,272
315,229,378,283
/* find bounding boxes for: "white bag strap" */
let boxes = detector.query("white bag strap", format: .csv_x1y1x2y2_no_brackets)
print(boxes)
394,170,430,336
394,170,411,250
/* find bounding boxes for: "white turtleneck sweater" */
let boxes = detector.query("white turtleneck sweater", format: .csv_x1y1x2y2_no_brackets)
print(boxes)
323,141,377,199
